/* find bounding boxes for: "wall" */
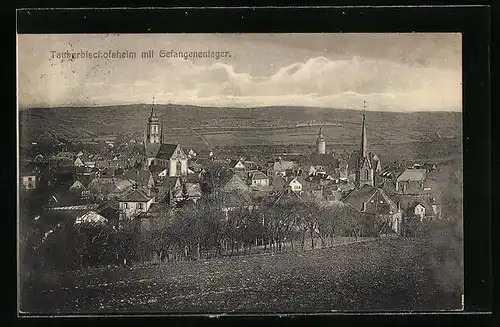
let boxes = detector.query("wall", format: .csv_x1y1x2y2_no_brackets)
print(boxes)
119,198,154,219
169,159,188,177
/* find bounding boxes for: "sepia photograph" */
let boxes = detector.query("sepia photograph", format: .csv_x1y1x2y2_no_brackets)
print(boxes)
17,33,463,314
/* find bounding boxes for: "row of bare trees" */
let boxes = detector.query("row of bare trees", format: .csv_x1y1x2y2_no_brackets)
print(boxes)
132,190,376,264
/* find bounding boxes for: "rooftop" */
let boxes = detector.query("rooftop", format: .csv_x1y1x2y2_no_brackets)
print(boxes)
119,188,153,202
397,169,427,182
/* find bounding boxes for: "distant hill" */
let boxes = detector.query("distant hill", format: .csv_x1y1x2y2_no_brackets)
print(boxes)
19,104,462,149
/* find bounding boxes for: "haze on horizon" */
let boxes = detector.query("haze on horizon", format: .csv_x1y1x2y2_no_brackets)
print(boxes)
17,33,462,112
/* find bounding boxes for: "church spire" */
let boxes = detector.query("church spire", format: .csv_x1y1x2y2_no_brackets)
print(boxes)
150,96,156,118
360,101,368,159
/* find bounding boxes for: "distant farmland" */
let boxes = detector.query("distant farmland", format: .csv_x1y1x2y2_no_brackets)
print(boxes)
19,104,462,163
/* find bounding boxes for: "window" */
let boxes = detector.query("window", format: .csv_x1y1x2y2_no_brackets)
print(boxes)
28,177,33,182
365,170,369,179
138,203,143,210
362,202,366,211
124,203,128,209
176,160,182,176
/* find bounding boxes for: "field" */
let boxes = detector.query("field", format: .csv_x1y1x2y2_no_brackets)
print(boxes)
21,237,463,314
19,105,462,147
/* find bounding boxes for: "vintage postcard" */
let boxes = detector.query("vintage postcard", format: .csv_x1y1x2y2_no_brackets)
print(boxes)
17,33,463,314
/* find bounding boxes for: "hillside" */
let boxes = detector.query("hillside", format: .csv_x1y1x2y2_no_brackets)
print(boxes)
19,104,462,150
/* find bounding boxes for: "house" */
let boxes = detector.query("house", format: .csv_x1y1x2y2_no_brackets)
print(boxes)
75,211,108,226
307,154,339,176
247,170,270,187
188,161,204,174
69,180,86,193
74,157,85,167
170,179,202,204
222,173,251,193
47,203,101,218
272,176,303,194
74,166,97,187
118,187,155,219
55,151,74,161
149,165,169,183
87,177,135,201
395,195,441,221
95,159,128,169
343,184,402,234
229,159,246,171
396,169,427,195
220,191,256,220
268,159,296,176
124,169,155,190
243,160,257,170
158,175,202,205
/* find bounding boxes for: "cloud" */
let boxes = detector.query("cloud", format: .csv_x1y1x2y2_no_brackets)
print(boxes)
18,44,461,111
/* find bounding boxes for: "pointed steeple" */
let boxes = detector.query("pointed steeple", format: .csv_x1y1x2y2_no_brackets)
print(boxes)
360,101,368,159
148,96,159,122
317,127,324,140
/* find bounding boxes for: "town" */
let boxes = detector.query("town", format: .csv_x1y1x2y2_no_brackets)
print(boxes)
19,101,449,272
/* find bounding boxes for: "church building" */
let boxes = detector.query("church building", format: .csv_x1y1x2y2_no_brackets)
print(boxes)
355,102,382,189
143,104,188,177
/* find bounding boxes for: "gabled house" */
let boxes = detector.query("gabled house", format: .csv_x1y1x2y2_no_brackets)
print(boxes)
307,154,339,176
74,157,85,167
75,211,108,226
74,166,97,187
267,159,296,176
222,173,251,193
69,180,86,193
87,177,135,201
229,159,246,171
272,176,303,194
124,169,155,190
246,170,270,187
343,184,402,234
220,191,256,220
396,169,427,195
118,187,154,219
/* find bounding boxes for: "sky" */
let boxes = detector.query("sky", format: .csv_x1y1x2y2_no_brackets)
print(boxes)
17,33,462,112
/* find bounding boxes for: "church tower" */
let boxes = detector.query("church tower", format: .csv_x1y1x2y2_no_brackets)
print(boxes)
316,128,326,154
146,99,161,144
355,101,374,188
